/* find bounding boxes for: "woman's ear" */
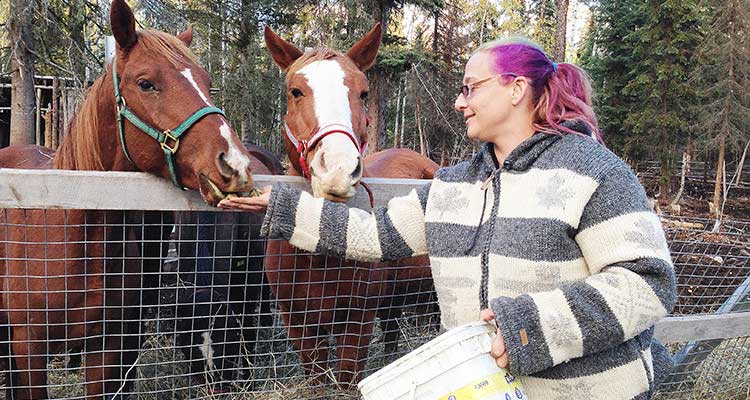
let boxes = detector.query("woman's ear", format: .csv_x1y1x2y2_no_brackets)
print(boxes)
510,77,529,107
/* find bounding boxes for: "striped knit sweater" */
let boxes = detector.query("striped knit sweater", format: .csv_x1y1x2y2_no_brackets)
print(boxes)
261,128,677,399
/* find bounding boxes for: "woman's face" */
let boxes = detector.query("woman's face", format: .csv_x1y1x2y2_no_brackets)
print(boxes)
454,51,514,142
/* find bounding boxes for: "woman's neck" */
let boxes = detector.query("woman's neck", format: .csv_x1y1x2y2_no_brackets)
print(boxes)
492,123,536,165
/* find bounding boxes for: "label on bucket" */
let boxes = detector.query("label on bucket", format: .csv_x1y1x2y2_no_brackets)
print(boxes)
438,370,527,400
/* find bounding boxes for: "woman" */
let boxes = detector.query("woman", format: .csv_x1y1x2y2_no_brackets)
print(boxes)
220,39,676,399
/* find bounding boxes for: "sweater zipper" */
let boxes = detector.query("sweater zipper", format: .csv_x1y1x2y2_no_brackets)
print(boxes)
465,167,500,255
479,161,510,310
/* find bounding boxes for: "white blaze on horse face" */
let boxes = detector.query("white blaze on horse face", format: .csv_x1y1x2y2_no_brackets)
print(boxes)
181,69,211,106
298,60,362,199
182,68,251,186
219,122,251,184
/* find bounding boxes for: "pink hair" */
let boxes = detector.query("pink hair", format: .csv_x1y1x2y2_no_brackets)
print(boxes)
476,39,602,143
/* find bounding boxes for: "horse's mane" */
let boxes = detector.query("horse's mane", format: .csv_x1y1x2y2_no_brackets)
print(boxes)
53,77,107,170
286,49,342,80
54,30,198,171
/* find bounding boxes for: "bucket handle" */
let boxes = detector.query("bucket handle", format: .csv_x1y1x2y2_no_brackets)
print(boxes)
409,378,429,400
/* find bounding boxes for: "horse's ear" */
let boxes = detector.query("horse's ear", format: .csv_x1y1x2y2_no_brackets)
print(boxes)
177,26,194,47
110,0,138,51
264,26,303,71
346,23,382,71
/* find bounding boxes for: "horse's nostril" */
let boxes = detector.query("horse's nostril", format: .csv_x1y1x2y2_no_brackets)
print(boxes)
216,152,237,179
351,159,362,179
319,151,328,173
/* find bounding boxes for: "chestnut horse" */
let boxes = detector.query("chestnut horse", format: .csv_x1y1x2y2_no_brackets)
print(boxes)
0,1,254,398
263,24,438,386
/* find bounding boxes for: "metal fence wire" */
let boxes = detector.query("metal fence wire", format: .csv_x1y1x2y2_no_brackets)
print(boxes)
656,216,750,400
0,190,748,399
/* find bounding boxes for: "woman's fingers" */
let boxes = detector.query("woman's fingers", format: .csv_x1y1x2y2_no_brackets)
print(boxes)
481,309,507,368
218,187,271,212
479,308,495,322
496,350,509,369
490,331,505,358
490,328,508,368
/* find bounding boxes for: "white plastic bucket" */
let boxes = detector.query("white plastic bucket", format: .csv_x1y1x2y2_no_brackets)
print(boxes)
359,321,527,400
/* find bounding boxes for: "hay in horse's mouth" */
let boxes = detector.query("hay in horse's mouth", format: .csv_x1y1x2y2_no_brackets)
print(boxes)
321,190,354,203
199,173,237,205
198,173,261,206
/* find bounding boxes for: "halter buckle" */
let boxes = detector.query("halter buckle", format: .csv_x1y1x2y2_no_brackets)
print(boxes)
160,130,180,154
116,97,127,115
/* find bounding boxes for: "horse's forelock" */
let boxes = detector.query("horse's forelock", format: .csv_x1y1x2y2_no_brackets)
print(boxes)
285,49,342,81
138,30,199,68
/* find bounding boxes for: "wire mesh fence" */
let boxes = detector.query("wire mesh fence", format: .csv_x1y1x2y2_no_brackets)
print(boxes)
655,216,750,400
0,172,748,399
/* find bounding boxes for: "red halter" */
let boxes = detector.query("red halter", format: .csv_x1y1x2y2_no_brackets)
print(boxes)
283,122,375,207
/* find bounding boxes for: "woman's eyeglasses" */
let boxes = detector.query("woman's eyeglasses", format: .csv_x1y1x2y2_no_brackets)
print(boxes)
460,73,518,98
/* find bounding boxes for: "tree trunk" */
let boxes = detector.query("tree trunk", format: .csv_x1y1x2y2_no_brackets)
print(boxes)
712,135,726,217
67,0,87,81
366,0,392,154
553,0,569,61
400,89,406,147
735,140,749,186
9,0,36,145
366,74,387,153
432,9,440,54
415,95,425,157
658,154,673,203
393,82,401,148
671,138,692,206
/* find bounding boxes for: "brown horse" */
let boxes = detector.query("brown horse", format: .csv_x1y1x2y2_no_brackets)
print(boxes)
263,24,438,386
0,1,254,398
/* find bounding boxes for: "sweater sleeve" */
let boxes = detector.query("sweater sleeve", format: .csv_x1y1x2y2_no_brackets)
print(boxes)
489,165,676,376
260,181,431,262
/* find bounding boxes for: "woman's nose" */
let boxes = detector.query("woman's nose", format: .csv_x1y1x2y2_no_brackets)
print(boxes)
454,93,467,111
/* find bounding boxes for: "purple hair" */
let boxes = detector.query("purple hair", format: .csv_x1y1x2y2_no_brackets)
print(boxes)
476,39,602,142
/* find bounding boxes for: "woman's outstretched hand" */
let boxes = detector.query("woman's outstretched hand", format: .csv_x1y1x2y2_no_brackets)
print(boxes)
217,185,272,213
480,308,509,369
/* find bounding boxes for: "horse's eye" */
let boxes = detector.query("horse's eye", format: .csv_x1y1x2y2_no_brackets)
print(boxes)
291,88,304,98
138,80,156,92
360,91,369,101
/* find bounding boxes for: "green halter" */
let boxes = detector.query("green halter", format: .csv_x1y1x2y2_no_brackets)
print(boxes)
112,56,226,188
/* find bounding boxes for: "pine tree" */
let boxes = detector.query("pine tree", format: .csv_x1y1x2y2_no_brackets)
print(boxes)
529,0,556,53
622,0,703,199
691,0,750,215
579,0,644,152
498,0,528,36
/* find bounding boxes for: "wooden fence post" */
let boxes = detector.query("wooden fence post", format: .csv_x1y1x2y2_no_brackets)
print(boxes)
52,77,59,149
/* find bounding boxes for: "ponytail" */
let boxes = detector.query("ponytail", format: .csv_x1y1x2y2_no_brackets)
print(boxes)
533,63,602,143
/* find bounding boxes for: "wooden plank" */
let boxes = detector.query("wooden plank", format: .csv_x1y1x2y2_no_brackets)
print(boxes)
0,169,428,211
654,313,750,343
